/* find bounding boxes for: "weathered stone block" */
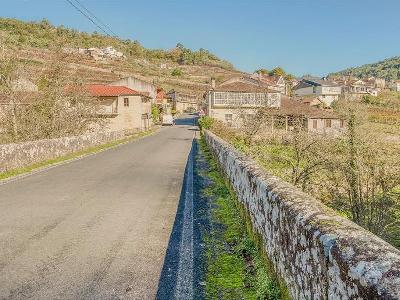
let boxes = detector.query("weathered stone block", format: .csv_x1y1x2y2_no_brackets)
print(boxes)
204,130,400,300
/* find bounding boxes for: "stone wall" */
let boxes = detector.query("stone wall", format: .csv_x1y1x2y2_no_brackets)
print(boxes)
204,130,400,300
0,131,125,173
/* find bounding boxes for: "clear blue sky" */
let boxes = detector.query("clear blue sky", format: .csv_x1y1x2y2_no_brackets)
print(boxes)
1,0,400,76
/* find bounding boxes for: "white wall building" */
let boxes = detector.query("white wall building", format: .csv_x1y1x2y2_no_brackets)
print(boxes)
294,78,342,107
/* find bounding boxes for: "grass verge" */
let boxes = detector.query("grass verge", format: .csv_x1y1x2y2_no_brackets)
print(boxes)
0,129,157,181
199,137,284,300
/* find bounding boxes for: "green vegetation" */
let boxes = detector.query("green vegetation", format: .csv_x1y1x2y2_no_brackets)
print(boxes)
0,18,234,70
199,138,282,299
0,129,156,181
198,116,215,131
207,113,400,249
331,56,400,80
151,104,160,123
171,68,183,76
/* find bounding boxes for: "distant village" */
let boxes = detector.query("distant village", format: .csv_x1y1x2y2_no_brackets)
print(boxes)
2,45,400,136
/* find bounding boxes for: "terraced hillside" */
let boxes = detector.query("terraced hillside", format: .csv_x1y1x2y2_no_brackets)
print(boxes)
0,18,244,95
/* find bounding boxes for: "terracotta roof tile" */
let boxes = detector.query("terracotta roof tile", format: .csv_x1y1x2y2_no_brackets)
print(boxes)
85,84,144,97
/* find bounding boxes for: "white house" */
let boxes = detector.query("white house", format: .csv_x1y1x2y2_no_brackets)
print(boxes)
294,77,342,107
205,77,281,126
390,80,400,92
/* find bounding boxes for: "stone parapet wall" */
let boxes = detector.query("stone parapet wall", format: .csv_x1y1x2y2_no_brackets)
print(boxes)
0,131,125,173
204,130,400,300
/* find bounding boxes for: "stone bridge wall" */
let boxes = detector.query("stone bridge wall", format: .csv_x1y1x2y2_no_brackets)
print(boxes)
204,130,400,300
0,131,125,173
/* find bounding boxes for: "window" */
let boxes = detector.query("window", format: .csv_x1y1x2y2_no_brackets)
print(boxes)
313,86,317,93
225,114,233,122
313,119,318,129
325,119,332,128
340,119,345,128
124,98,129,107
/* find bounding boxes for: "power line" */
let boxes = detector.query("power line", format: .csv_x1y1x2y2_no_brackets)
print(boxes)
72,0,117,37
64,0,112,37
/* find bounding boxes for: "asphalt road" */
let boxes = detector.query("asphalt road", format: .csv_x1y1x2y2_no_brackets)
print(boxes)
0,115,197,300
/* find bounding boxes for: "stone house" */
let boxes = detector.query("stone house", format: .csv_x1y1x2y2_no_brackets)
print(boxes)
275,97,346,134
156,88,172,114
167,90,198,113
294,77,342,107
108,76,157,103
86,84,152,132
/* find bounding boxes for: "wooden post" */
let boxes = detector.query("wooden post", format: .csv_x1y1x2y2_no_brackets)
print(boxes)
285,116,288,132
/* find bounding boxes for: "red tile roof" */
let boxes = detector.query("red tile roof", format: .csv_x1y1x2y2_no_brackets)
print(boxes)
85,84,143,97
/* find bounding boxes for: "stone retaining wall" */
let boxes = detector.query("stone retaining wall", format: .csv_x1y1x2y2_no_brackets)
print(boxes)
0,131,125,173
204,130,400,300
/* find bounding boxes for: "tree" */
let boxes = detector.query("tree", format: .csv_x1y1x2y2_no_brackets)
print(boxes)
255,68,269,75
269,67,286,77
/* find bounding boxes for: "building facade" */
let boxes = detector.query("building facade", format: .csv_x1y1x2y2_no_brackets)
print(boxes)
167,90,198,113
205,78,281,126
108,77,157,103
294,78,342,107
86,85,152,132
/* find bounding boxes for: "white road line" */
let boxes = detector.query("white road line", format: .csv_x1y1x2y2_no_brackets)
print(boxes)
174,146,194,299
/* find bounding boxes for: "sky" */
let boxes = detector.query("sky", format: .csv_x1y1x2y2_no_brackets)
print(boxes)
1,0,400,76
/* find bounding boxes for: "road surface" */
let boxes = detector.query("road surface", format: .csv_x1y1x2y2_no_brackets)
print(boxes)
0,116,196,299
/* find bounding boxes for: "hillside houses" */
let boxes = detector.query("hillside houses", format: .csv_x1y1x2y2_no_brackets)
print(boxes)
293,77,342,107
205,76,345,134
64,46,125,61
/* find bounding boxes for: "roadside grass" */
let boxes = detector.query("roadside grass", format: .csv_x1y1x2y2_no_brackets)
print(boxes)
0,129,157,181
199,138,283,300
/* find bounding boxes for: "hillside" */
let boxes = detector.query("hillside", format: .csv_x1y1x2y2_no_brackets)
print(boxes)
0,18,243,94
331,56,400,80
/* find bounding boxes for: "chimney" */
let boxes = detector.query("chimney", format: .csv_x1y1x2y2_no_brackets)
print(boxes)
211,78,216,89
258,72,262,81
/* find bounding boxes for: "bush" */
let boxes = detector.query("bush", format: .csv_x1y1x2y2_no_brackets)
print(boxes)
198,116,214,131
171,68,182,76
151,104,160,123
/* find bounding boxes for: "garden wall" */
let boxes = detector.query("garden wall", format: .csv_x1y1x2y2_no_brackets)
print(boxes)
0,131,125,173
204,130,400,299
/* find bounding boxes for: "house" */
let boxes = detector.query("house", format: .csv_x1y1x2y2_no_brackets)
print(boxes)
167,90,198,113
343,79,380,97
64,46,125,60
86,84,152,132
294,77,342,107
205,77,281,126
390,80,400,92
274,97,345,134
156,88,172,114
250,73,287,94
108,77,157,103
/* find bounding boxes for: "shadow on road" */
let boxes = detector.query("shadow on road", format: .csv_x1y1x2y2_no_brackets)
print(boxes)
156,140,206,300
174,116,197,126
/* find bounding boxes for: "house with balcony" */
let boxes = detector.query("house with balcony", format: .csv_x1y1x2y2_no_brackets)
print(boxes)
205,77,281,126
86,84,152,132
294,77,342,107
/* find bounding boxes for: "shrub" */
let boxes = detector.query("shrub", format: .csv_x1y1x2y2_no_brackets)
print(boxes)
198,116,214,131
171,68,182,76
